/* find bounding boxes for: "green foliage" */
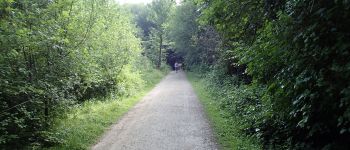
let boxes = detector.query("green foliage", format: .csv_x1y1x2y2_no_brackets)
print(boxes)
148,0,174,31
0,0,151,148
177,0,350,149
43,60,167,150
196,0,265,44
125,1,175,68
146,0,175,68
187,72,262,149
231,1,350,148
168,1,198,54
46,97,141,150
168,1,221,69
124,4,155,38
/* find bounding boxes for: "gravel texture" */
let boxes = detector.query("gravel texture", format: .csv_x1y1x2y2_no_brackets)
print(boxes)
92,71,218,150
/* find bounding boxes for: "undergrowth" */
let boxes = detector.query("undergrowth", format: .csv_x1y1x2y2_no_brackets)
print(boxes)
41,64,169,150
187,72,262,150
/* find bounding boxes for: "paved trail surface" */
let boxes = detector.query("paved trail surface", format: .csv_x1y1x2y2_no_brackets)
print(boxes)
92,71,217,150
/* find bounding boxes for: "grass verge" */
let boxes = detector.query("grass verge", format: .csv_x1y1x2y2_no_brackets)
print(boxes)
45,69,168,150
186,72,261,150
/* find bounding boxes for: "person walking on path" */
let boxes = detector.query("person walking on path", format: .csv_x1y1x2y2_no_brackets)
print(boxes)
174,62,179,73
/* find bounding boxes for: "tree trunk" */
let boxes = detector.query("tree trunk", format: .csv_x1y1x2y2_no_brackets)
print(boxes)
157,34,163,68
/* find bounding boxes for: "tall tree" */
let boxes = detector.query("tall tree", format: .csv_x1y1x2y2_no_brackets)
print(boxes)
168,1,220,68
125,4,155,38
147,0,175,68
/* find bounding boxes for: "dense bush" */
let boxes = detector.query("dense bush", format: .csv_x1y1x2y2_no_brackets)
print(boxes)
0,0,148,148
173,0,350,149
168,1,220,69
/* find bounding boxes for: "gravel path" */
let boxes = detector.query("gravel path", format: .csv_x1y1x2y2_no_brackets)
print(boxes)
92,71,218,150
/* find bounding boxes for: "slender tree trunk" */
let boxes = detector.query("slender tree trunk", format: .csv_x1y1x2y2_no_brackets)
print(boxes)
44,99,49,124
157,34,163,68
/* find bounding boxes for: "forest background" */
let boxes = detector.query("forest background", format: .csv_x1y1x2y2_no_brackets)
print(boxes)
1,0,350,149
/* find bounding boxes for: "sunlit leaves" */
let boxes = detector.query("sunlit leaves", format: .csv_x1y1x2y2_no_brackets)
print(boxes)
0,0,142,148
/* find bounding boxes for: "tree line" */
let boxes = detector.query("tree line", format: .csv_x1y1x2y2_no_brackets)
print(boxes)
0,0,170,148
166,0,350,149
1,0,349,149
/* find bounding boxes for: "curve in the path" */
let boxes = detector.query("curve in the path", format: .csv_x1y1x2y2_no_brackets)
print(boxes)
92,71,218,150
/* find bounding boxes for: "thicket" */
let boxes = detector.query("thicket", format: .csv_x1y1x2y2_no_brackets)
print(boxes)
171,0,350,149
0,0,158,148
168,1,220,68
44,57,168,150
187,72,262,149
125,0,175,68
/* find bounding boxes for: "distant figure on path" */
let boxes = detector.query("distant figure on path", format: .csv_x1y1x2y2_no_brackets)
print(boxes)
174,62,179,73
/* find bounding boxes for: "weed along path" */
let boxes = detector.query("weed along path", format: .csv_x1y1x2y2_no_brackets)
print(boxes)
92,71,218,150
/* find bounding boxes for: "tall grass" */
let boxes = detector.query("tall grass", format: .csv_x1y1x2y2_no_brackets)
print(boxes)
186,72,261,150
44,66,168,150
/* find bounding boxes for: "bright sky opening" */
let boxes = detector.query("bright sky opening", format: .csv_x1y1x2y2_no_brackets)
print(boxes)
117,0,152,4
117,0,181,5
